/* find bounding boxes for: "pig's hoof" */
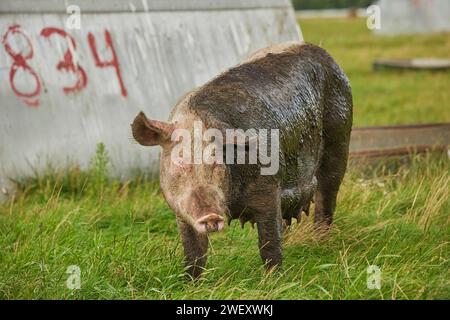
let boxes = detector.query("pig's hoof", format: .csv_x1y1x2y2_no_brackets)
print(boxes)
186,266,204,280
263,259,282,273
314,220,332,231
313,221,332,240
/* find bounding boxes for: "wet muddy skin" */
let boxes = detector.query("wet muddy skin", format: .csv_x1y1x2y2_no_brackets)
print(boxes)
132,42,353,277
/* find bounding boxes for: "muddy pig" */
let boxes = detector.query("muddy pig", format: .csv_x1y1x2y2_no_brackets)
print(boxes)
131,42,353,278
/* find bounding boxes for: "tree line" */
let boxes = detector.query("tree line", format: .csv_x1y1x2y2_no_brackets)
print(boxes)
291,0,375,10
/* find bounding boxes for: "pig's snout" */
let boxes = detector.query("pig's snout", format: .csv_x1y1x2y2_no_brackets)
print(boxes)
195,213,225,233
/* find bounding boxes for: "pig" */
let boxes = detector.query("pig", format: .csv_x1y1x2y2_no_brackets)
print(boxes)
131,42,352,278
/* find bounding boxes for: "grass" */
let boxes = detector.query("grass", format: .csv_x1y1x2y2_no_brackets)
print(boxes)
300,18,450,126
0,18,449,299
0,150,448,299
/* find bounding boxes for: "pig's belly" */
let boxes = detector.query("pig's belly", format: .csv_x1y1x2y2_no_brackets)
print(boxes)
280,151,320,220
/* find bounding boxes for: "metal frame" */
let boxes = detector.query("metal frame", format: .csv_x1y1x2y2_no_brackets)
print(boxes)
350,123,450,158
0,0,293,13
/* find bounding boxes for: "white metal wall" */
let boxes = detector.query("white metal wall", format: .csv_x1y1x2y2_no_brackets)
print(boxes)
376,0,450,35
0,0,302,185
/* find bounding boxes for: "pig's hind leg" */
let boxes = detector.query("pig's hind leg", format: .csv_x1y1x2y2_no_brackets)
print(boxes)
314,99,352,227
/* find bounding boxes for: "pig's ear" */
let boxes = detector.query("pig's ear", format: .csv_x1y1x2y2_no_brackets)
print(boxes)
131,112,174,146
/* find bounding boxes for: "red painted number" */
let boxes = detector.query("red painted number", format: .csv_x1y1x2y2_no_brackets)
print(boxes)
1,26,128,105
41,27,87,94
88,30,127,97
2,25,41,107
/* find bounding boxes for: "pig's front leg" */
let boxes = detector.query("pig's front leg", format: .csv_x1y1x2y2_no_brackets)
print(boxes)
252,189,283,270
178,221,208,279
257,214,283,270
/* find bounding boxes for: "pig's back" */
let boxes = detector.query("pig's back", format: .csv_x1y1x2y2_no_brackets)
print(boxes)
186,42,352,218
188,43,348,146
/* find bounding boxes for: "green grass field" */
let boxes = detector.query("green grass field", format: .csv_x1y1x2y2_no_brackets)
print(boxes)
0,18,449,299
301,18,450,126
